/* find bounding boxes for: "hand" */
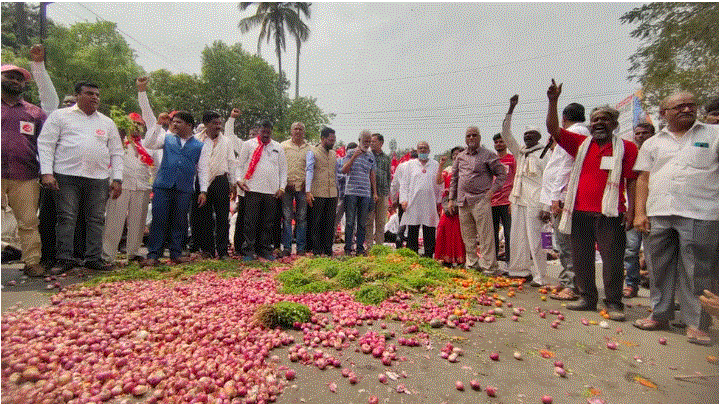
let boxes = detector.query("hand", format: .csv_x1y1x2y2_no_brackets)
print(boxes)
539,210,551,223
547,78,562,101
229,185,237,201
447,200,456,215
401,202,408,211
274,189,284,199
136,77,149,92
439,155,449,167
373,193,379,203
633,213,650,234
158,112,171,127
30,44,45,63
353,147,364,157
509,94,519,107
41,174,59,190
110,180,122,199
197,192,207,207
237,180,250,192
551,200,562,216
624,210,635,231
230,108,241,119
306,192,314,207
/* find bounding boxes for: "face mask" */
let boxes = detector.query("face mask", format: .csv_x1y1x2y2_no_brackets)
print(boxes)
418,153,429,160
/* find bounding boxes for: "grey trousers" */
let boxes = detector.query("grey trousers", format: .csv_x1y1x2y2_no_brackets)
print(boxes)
646,216,719,331
552,210,574,289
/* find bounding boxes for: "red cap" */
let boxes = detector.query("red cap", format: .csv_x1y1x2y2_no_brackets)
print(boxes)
127,112,145,125
1,64,31,81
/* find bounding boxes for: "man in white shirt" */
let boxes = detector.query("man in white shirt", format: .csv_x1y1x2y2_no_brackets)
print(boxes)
191,111,237,259
541,103,589,300
236,120,287,260
399,141,441,257
226,110,247,254
633,92,719,346
38,81,123,273
501,95,550,286
390,151,416,249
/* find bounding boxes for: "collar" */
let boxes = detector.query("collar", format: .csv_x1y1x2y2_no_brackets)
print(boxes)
70,104,97,117
521,144,544,154
466,147,479,155
659,120,704,139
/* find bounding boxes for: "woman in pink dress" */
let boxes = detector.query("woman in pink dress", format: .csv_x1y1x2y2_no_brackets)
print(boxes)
434,147,465,266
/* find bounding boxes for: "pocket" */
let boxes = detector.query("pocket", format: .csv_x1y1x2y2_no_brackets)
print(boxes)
686,146,714,169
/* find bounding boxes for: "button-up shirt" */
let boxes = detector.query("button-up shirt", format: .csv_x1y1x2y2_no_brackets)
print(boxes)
372,150,391,197
38,105,123,180
539,123,590,206
450,146,506,207
634,121,719,221
1,97,46,180
281,138,310,191
195,131,237,185
236,137,287,195
344,150,375,198
120,142,161,191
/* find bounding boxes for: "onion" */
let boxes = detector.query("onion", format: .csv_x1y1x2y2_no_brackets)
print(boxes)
485,385,497,397
489,352,499,361
455,381,464,390
469,379,481,391
541,395,553,403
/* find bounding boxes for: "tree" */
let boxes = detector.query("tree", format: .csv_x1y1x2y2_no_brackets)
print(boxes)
238,2,308,93
621,3,719,107
1,3,55,52
275,96,331,143
147,69,204,115
290,3,310,99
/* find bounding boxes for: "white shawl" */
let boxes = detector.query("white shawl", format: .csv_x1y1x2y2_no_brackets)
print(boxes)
558,135,624,234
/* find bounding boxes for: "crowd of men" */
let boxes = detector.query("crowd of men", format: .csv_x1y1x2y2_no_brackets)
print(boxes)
2,45,719,346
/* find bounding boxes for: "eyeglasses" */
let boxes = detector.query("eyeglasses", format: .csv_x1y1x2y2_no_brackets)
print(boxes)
666,103,697,112
466,133,479,138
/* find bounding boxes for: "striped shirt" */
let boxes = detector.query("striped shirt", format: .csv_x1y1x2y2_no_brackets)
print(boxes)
344,151,375,197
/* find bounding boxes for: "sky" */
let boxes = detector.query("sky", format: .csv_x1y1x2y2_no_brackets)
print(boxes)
46,1,645,153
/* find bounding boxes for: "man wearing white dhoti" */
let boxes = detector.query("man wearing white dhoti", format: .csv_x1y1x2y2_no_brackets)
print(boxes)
399,142,442,257
501,95,550,286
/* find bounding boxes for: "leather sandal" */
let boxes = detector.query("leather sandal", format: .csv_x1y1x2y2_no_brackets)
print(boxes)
623,286,638,298
687,327,712,346
632,317,668,330
550,288,579,301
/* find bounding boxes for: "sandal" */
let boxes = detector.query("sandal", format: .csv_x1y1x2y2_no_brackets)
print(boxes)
687,327,712,346
550,288,579,301
632,317,668,330
623,286,638,298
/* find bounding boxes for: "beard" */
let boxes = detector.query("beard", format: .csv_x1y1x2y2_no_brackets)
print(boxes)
1,81,25,96
591,130,611,140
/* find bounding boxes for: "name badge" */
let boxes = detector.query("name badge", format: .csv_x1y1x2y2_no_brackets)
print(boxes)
19,121,35,136
600,156,615,170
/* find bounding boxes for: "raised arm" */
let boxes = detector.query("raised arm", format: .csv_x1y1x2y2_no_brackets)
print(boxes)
546,79,563,142
29,44,59,113
500,95,521,156
136,77,157,129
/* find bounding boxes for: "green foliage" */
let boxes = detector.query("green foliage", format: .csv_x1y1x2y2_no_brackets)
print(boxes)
369,244,392,257
109,105,137,136
354,284,390,306
1,3,56,52
272,301,311,328
395,248,419,258
621,3,719,107
147,69,204,117
274,96,331,142
83,258,252,286
336,267,363,288
275,266,333,294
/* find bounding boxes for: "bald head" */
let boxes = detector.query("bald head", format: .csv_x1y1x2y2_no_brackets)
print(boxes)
660,92,697,133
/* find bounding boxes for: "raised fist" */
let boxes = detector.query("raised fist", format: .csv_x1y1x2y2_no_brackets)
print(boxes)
136,77,149,92
230,108,241,119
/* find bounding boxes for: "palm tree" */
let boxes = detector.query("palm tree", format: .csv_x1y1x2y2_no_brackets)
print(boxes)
290,3,311,99
238,2,310,96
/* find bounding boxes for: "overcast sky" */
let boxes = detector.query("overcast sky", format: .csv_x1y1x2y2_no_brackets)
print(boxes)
48,2,644,152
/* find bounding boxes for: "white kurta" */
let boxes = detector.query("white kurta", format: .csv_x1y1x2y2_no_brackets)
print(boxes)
399,159,442,227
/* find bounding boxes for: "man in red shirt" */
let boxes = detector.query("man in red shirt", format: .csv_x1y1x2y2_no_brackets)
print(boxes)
546,79,638,321
491,133,516,262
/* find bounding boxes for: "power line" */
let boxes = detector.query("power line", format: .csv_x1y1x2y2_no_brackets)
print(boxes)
75,3,183,68
306,35,629,88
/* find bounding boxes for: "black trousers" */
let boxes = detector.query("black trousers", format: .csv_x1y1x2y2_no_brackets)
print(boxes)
194,175,230,257
233,195,246,254
492,204,511,261
571,211,626,308
272,198,282,249
309,197,338,255
407,225,436,258
241,191,278,258
395,204,405,249
39,187,86,264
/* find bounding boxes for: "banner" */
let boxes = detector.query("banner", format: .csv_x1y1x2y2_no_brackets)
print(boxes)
615,90,652,140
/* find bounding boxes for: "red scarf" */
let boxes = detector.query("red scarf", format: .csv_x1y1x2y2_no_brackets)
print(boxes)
125,136,154,167
244,136,266,180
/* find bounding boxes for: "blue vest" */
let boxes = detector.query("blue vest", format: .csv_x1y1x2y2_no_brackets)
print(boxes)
153,134,204,193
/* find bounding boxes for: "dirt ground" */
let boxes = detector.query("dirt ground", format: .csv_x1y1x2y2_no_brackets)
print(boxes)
2,257,718,404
